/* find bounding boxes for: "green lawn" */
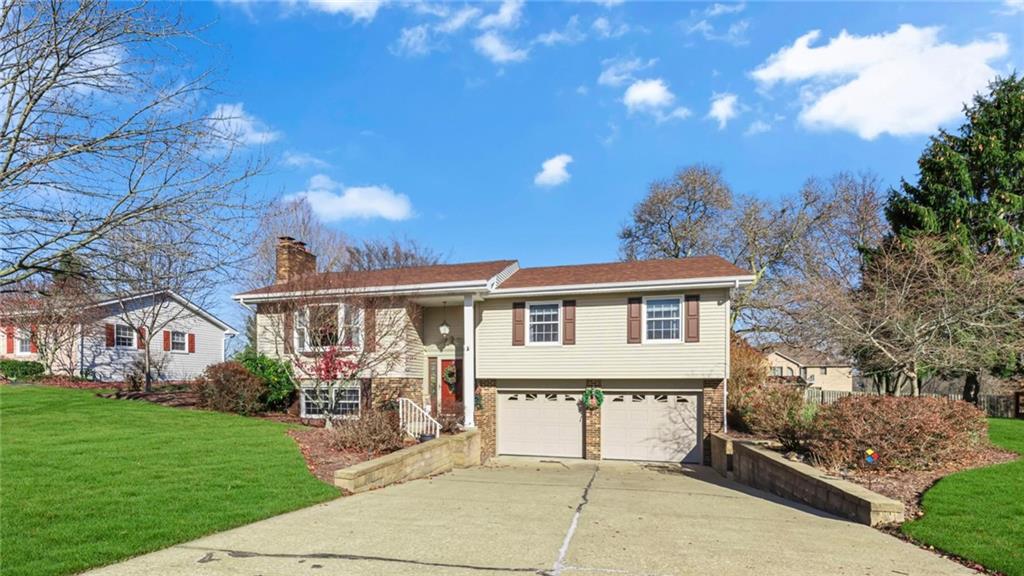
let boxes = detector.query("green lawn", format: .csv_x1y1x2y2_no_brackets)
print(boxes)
0,386,338,576
902,418,1024,576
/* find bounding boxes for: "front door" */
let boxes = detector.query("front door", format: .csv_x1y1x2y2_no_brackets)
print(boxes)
439,359,463,414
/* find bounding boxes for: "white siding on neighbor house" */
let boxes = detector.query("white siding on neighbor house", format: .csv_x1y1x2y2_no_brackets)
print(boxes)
476,289,729,380
81,298,226,382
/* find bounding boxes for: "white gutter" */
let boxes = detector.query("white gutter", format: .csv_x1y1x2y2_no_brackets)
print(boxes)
489,275,756,298
232,279,495,303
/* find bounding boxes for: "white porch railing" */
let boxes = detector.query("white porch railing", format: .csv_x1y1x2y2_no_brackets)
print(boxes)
398,397,441,439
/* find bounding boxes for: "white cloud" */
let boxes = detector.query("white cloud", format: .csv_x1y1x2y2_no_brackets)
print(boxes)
287,174,413,221
535,15,585,46
705,2,745,17
282,151,329,168
305,0,384,22
534,154,573,187
436,5,481,33
708,92,739,129
594,0,625,7
576,85,589,95
391,24,433,56
478,0,523,30
622,78,691,122
752,25,1009,139
207,103,280,146
744,119,771,136
474,31,528,63
591,16,631,39
1000,0,1023,13
598,56,657,87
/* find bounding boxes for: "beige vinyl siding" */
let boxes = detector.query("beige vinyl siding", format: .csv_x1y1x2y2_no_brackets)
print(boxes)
476,289,729,380
806,366,854,391
766,352,801,377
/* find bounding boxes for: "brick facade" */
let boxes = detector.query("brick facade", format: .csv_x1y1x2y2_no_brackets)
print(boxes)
583,379,602,460
475,379,497,462
702,379,726,464
370,377,424,408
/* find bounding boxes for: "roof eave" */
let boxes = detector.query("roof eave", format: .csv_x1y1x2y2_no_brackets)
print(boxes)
489,275,756,297
232,279,494,303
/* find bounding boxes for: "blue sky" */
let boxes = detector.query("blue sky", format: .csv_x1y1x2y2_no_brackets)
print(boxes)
195,0,1021,270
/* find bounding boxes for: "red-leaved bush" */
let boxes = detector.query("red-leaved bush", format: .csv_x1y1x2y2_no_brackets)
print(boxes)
807,396,988,471
191,361,266,415
735,383,818,451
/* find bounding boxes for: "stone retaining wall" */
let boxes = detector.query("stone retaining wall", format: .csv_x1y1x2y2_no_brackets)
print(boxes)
334,429,480,494
709,432,733,477
731,441,904,526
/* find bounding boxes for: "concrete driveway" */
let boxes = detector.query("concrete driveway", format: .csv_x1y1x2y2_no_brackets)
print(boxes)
87,458,974,576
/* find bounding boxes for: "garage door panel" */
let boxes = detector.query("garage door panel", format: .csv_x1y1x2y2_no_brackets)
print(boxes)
602,392,701,463
498,391,583,458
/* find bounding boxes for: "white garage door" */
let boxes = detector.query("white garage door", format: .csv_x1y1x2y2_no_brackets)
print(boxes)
601,392,701,463
497,392,583,458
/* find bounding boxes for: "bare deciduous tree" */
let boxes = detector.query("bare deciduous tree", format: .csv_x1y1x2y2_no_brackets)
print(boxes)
248,198,350,290
0,0,261,290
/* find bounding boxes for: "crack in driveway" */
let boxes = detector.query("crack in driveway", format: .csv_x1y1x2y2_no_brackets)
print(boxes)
545,465,599,576
179,546,542,573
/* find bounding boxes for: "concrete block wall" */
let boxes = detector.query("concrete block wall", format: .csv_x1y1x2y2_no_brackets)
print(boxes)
335,429,481,494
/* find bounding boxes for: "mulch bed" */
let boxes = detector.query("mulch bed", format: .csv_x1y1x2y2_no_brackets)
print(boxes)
286,428,414,484
837,445,1018,520
98,389,199,408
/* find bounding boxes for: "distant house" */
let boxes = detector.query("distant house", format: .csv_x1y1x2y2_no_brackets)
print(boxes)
1,289,236,382
761,345,854,391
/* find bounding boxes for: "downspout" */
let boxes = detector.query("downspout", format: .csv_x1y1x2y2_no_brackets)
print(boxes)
723,279,739,434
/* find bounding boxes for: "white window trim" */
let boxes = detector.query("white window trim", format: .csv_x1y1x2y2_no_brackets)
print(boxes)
641,295,683,344
525,300,561,347
294,303,363,354
299,383,361,419
170,331,187,354
14,328,32,356
114,324,136,349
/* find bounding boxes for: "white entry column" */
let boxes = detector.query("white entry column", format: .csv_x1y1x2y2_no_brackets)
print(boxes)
463,294,476,428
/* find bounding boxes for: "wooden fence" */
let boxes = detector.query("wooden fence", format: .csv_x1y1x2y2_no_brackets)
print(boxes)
803,388,1019,419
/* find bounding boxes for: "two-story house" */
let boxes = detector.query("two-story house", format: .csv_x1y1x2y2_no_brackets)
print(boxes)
762,344,854,391
234,237,753,464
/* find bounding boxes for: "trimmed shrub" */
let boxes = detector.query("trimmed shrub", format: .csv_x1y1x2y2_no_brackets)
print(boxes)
329,410,404,455
0,359,45,380
739,383,818,450
190,361,266,415
807,395,988,471
237,350,296,411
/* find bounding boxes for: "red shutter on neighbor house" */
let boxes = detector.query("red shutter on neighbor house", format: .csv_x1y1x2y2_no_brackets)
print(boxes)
163,330,171,351
188,333,195,354
137,327,146,349
627,297,642,344
562,300,576,345
105,324,115,348
512,302,525,346
685,295,700,343
363,302,376,353
4,326,13,354
29,325,37,353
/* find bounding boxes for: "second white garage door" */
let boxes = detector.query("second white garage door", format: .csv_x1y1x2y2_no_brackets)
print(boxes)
601,392,701,463
497,392,583,458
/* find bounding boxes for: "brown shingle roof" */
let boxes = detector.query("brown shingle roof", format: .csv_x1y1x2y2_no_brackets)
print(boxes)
497,256,750,289
236,260,517,297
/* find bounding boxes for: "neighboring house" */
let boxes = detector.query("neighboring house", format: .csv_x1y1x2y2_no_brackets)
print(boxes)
234,237,753,464
1,290,236,382
762,345,854,391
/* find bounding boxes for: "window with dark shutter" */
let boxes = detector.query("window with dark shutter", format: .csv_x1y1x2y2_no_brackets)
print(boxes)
685,295,700,343
562,300,576,345
283,312,294,354
512,302,525,346
363,301,376,353
627,297,642,344
105,324,115,348
163,330,171,351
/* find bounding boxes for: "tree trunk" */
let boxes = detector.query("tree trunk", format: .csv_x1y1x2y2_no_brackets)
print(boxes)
962,372,981,405
144,345,152,393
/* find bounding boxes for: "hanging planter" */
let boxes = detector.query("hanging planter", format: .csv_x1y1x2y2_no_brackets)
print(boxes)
443,364,458,393
582,387,604,410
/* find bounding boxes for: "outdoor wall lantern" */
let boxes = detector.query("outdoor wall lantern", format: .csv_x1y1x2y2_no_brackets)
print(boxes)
439,301,451,342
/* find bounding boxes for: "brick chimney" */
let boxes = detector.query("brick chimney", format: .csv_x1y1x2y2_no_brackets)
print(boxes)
275,236,317,284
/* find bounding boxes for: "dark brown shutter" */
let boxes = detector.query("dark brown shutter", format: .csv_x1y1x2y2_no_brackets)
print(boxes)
562,300,576,345
363,301,376,353
163,330,171,351
137,327,146,349
283,311,294,354
685,295,700,343
105,324,114,347
188,333,196,353
627,297,642,344
512,302,525,346
5,326,13,354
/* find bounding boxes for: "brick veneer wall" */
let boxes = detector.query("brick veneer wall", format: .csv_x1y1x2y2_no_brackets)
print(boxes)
370,377,425,408
476,379,497,461
702,379,725,464
584,379,602,460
